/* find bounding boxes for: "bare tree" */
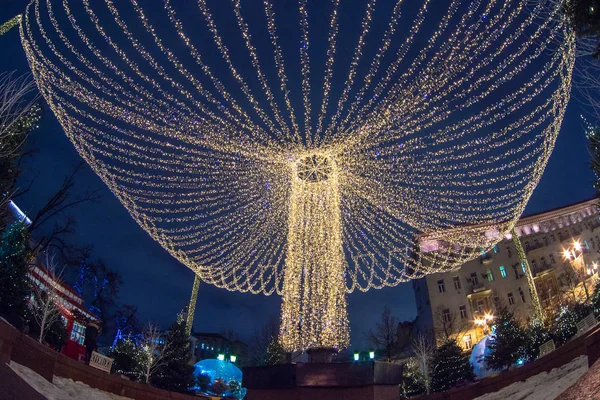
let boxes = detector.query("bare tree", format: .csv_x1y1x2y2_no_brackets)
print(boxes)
0,72,39,160
30,252,64,343
26,163,101,257
412,333,434,395
366,307,403,362
250,315,284,366
140,322,170,385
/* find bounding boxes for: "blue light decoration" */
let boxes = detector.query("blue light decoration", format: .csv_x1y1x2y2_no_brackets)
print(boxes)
469,335,500,379
192,359,245,398
517,359,525,365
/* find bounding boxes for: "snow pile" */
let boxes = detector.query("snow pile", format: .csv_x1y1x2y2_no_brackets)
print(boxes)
8,361,132,400
474,355,588,400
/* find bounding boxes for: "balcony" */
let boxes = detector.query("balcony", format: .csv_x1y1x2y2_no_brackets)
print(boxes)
470,282,487,293
480,253,493,265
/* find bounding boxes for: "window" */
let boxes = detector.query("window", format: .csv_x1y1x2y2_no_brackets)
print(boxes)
534,239,540,248
585,240,590,249
507,247,512,258
470,272,479,286
476,299,485,314
493,244,499,253
508,292,515,305
529,260,535,272
486,268,494,281
519,287,526,303
500,265,507,278
437,279,446,293
453,276,461,290
551,234,556,243
464,335,473,350
459,305,467,319
541,257,547,268
543,237,549,246
525,241,531,252
70,321,86,346
549,253,556,264
512,264,519,279
442,308,451,323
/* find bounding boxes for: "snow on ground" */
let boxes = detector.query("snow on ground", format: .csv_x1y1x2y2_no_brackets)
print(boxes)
474,355,589,400
8,361,132,400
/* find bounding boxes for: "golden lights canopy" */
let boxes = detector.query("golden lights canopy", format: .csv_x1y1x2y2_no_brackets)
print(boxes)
21,0,574,351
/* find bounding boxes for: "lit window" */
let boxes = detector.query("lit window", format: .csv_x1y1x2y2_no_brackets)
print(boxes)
453,276,461,290
464,335,472,350
437,279,445,293
499,266,507,278
459,305,467,319
70,321,86,346
508,292,515,305
549,253,556,264
493,244,499,253
486,269,494,281
523,262,529,274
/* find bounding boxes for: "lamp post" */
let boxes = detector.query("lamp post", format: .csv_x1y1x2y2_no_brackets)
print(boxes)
563,241,591,302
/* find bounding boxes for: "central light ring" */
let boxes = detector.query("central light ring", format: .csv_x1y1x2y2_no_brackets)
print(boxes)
296,153,336,183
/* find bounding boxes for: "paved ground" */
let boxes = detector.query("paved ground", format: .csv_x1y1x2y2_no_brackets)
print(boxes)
0,362,47,400
556,359,600,400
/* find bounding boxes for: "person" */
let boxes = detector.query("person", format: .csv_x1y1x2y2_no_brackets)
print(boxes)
84,322,100,364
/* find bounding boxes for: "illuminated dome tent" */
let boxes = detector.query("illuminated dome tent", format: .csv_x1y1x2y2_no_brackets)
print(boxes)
21,0,574,352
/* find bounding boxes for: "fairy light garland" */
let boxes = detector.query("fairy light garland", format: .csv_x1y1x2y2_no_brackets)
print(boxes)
20,0,574,352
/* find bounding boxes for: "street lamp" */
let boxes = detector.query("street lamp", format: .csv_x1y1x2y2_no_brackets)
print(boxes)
563,241,591,302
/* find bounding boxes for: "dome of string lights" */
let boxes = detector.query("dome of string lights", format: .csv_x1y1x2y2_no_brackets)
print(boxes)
21,0,574,352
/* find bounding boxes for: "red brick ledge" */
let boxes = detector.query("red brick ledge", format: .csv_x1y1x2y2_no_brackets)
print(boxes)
0,320,201,400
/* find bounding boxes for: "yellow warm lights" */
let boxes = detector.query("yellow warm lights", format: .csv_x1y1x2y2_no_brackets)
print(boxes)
20,0,575,352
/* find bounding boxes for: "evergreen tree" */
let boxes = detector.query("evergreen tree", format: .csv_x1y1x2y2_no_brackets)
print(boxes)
430,339,474,393
588,126,600,197
0,222,31,327
554,302,593,345
263,337,286,365
522,320,551,362
108,339,144,379
485,308,527,371
150,312,195,393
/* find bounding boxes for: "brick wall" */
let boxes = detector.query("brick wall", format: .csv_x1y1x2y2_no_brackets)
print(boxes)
0,321,202,400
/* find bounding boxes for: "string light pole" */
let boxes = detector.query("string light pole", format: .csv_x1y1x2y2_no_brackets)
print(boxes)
22,0,575,353
186,274,201,336
511,228,544,322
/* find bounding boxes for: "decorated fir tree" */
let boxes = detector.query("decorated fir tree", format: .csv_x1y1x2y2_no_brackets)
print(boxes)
0,222,31,326
485,308,527,370
430,339,474,393
108,339,145,379
150,312,195,393
263,336,286,365
554,302,594,345
522,320,551,362
588,126,600,195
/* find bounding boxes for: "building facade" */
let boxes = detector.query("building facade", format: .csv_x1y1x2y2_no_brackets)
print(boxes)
189,332,249,367
414,198,600,351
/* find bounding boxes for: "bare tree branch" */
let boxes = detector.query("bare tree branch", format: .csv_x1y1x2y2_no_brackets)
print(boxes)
30,251,65,344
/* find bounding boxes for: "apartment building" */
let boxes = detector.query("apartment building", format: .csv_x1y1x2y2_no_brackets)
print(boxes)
413,198,600,351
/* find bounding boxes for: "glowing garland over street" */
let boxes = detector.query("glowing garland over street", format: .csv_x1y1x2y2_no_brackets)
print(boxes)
21,0,574,352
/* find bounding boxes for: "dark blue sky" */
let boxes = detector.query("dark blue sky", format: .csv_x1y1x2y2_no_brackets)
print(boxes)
1,1,595,349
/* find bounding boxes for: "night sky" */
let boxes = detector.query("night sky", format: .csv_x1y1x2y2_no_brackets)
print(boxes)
1,1,596,350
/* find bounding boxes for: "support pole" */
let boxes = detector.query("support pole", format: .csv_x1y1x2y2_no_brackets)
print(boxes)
511,227,544,321
186,273,201,335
